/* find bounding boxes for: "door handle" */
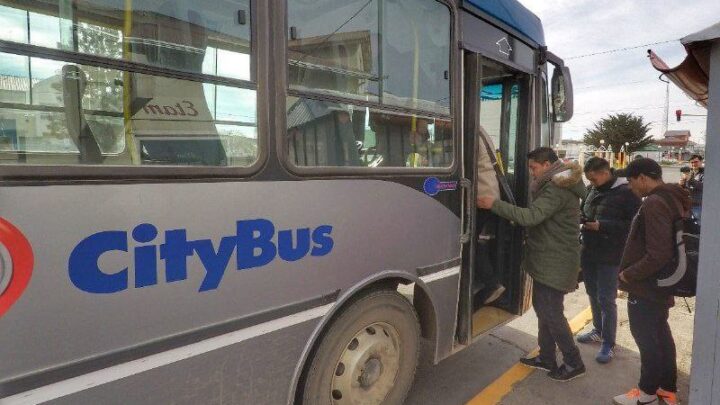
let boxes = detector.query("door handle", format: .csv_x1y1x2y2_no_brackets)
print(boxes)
460,178,473,244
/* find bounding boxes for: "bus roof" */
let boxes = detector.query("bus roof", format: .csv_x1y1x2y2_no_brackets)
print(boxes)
463,0,545,47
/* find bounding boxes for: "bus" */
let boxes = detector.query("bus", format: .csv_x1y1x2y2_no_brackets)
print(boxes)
0,0,573,404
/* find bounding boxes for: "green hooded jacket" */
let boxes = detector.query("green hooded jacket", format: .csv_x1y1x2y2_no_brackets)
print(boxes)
491,162,586,292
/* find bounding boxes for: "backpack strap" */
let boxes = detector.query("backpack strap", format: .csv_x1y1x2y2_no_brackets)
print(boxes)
655,191,683,222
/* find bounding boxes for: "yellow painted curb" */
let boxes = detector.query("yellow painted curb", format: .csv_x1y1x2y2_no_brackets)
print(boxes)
465,306,593,405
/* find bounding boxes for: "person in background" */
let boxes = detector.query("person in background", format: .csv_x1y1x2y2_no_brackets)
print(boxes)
576,157,641,364
679,154,704,220
477,147,586,381
612,158,690,405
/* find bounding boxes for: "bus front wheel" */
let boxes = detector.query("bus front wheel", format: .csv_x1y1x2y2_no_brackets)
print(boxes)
301,289,420,405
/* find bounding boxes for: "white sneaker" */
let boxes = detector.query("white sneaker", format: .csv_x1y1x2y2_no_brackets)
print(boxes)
613,388,658,405
483,285,506,304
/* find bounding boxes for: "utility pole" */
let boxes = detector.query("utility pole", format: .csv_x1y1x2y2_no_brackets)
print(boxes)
660,74,670,136
378,0,384,104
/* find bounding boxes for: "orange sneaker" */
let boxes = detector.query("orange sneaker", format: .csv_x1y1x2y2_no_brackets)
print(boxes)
612,388,658,405
657,389,678,405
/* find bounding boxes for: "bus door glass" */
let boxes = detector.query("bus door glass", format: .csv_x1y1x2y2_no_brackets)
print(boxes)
471,58,531,335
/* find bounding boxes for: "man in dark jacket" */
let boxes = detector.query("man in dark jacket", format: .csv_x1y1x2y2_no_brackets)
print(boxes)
576,157,641,364
612,158,690,405
680,154,704,220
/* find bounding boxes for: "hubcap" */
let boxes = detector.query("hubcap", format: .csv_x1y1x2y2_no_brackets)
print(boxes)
330,322,401,405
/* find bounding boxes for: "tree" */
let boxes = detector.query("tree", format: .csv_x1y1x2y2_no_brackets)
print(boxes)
583,113,654,153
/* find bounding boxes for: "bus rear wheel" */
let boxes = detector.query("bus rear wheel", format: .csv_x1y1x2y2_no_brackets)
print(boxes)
301,289,420,405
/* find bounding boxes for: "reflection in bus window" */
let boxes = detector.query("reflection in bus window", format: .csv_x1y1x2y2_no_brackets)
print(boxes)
0,1,257,166
479,83,503,149
287,97,451,168
287,0,450,115
508,84,519,174
480,80,523,177
0,1,251,80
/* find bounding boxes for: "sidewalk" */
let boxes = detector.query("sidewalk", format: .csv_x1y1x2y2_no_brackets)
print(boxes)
498,295,694,405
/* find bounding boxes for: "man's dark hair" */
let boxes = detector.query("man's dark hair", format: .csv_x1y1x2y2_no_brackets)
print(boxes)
690,154,704,161
527,147,558,164
624,158,663,180
583,156,610,173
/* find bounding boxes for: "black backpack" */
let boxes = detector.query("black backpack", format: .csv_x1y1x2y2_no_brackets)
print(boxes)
656,192,700,297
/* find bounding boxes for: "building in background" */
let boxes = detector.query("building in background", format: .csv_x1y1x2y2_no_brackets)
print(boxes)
654,129,704,160
557,139,584,159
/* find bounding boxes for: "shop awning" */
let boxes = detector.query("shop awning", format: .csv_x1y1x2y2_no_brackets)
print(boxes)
648,22,720,107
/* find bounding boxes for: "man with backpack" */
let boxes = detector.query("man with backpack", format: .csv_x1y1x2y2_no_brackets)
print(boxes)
612,158,691,405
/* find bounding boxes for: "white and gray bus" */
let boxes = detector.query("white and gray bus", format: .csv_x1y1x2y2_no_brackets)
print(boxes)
0,0,573,404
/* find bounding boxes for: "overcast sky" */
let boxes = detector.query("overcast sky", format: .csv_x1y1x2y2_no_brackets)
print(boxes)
521,0,720,144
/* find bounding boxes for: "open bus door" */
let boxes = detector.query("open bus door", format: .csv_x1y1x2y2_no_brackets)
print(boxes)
458,52,533,344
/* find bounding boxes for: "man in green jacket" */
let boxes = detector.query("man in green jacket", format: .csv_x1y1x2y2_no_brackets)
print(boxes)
477,147,587,381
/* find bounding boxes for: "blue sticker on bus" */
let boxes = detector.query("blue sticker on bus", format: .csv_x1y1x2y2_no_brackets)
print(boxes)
423,177,458,196
68,219,334,294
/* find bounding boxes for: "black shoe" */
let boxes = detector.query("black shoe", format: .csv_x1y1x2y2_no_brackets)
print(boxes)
548,363,586,382
519,355,556,372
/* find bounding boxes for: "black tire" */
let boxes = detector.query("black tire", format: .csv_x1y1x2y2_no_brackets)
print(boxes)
300,289,420,405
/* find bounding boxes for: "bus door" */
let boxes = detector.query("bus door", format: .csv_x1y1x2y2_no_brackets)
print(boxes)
461,53,533,341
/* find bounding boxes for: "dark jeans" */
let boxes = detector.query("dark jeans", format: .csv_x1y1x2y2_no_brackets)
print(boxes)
582,261,619,346
628,294,677,393
533,281,583,368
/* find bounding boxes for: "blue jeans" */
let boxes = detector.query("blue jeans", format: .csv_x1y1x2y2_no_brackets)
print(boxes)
582,261,619,347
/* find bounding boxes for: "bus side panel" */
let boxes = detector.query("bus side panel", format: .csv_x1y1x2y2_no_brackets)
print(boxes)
0,180,461,399
422,274,462,362
46,321,318,405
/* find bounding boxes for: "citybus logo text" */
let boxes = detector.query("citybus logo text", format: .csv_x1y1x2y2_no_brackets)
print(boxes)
0,218,34,318
68,219,334,294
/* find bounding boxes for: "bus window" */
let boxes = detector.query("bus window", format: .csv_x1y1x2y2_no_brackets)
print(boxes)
507,84,519,174
479,62,529,183
288,0,450,114
286,0,452,169
287,97,451,168
0,1,257,167
479,83,503,149
0,1,251,80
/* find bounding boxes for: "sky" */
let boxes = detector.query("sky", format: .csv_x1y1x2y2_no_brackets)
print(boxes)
521,0,720,144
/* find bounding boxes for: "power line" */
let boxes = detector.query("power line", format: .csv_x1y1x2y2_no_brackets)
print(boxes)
574,79,658,90
571,101,701,116
566,39,679,60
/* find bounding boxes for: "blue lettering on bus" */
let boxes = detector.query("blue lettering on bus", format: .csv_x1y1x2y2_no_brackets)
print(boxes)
68,219,334,294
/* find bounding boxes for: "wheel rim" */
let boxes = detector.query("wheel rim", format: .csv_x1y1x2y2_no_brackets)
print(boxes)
330,322,401,405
